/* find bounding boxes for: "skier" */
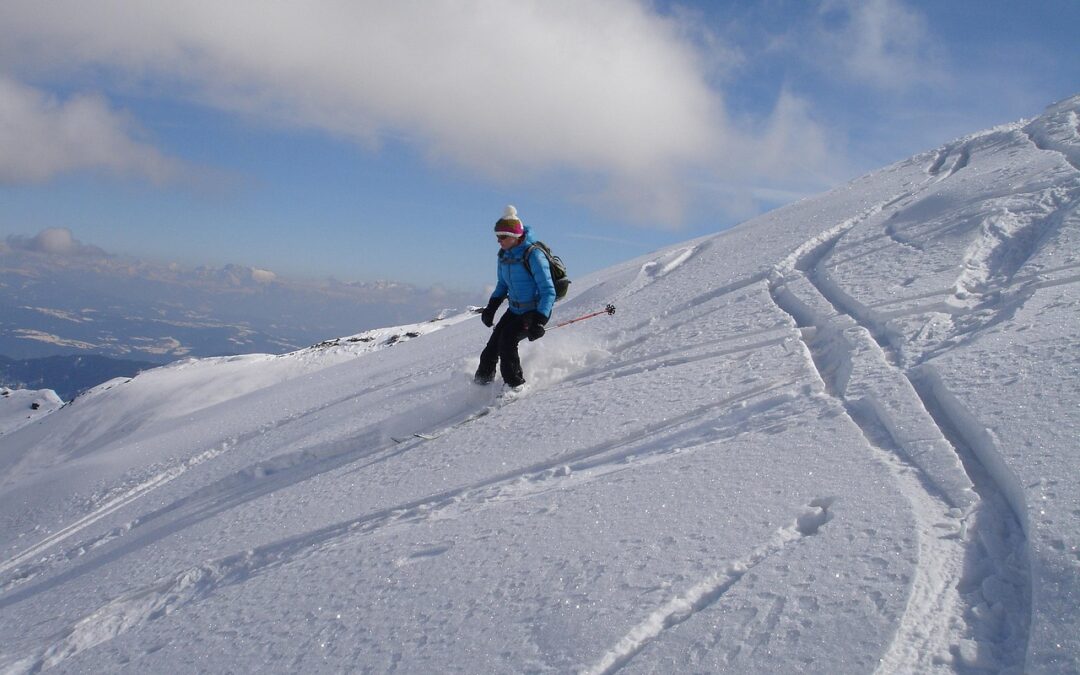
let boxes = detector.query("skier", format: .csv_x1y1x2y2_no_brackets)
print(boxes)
474,205,556,389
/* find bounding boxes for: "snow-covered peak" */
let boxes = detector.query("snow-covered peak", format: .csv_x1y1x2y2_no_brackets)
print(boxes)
1,94,1078,673
302,308,477,356
0,387,62,437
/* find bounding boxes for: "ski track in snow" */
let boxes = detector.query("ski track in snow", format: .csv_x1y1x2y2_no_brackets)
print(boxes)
640,245,699,280
583,497,835,675
2,375,805,673
0,442,233,585
768,187,1032,672
0,367,441,594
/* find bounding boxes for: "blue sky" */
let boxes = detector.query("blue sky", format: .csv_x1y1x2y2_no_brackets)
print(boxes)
1,1,1077,296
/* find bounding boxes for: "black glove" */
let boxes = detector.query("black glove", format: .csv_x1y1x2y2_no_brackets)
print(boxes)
481,297,504,327
525,311,548,341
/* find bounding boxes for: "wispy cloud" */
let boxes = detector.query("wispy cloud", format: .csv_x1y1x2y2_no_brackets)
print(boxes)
0,1,841,226
0,77,183,184
814,0,947,90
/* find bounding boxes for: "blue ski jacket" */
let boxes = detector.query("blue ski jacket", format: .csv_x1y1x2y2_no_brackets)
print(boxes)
491,226,556,319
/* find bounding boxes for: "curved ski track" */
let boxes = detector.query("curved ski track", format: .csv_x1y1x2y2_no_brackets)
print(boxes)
768,183,1032,672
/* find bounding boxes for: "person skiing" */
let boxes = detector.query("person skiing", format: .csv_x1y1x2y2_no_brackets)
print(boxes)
474,205,556,389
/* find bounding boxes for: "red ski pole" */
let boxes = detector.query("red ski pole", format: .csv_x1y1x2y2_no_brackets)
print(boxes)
552,303,616,329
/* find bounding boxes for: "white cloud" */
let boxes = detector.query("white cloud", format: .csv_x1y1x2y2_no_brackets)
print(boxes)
250,269,277,285
6,227,106,257
29,227,78,255
0,0,842,224
6,226,109,258
0,76,182,183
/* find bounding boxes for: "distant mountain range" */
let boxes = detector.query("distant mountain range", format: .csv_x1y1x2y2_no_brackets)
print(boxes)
0,230,479,365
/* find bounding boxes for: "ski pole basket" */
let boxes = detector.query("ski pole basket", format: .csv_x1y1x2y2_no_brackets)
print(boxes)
553,304,616,329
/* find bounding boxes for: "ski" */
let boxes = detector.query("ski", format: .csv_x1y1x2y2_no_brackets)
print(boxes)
391,431,447,443
391,385,525,443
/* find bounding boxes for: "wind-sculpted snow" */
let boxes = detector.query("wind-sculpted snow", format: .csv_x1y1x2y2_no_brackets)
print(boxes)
1025,94,1080,172
1,95,1079,673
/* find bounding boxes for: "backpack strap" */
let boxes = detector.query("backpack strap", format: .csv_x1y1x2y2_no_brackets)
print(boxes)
522,244,551,277
502,244,551,282
522,244,535,275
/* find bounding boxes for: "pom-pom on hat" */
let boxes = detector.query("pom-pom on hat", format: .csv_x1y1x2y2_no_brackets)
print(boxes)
494,205,525,238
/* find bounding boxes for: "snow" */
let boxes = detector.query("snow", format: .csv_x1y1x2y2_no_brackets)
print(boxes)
0,388,63,437
1,94,1078,673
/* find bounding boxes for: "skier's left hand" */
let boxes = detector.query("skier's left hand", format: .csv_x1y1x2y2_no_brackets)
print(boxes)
525,311,547,341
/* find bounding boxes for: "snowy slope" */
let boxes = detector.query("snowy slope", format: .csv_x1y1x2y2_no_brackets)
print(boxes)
1,94,1078,674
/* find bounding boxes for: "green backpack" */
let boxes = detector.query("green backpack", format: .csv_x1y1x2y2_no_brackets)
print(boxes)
523,241,571,300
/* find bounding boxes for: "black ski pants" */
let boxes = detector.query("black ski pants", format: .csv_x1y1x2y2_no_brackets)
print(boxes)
478,310,528,387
